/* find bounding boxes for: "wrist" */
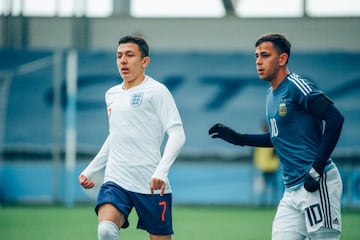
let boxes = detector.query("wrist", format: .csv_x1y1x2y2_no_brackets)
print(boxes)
309,167,320,181
312,159,326,175
152,169,168,182
233,133,246,146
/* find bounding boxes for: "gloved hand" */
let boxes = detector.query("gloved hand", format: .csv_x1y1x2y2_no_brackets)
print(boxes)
303,167,321,192
208,123,245,146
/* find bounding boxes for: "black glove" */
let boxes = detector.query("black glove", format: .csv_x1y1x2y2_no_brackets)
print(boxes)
208,123,245,146
303,168,321,192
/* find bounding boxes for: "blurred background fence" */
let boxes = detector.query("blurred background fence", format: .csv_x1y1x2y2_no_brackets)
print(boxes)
0,0,360,208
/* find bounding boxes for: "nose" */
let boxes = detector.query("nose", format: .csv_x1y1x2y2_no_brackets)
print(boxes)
118,55,127,64
256,56,262,65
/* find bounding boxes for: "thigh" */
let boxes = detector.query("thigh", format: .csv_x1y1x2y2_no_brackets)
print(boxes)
303,166,342,234
98,203,125,229
95,181,134,228
272,192,307,239
150,234,172,240
132,192,173,236
308,228,340,240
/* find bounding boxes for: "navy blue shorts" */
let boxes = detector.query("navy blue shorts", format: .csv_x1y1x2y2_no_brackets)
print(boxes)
95,181,173,235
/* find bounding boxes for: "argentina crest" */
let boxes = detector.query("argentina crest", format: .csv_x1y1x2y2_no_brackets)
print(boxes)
130,92,144,107
278,98,287,116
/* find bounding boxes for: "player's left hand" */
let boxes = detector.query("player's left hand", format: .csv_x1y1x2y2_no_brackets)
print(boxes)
303,168,321,192
150,178,165,196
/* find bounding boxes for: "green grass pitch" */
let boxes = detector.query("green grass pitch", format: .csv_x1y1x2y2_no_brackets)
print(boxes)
1,205,359,239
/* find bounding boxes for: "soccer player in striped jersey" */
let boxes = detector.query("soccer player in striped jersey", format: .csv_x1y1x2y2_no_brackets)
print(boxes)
79,35,185,240
209,33,344,240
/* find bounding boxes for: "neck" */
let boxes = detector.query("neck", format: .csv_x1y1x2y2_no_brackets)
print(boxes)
270,69,288,90
122,75,146,90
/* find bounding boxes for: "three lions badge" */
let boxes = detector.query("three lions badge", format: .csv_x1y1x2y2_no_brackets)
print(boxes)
130,92,144,107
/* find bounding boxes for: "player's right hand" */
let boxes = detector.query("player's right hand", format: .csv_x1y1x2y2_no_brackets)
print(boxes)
78,174,95,189
208,123,245,146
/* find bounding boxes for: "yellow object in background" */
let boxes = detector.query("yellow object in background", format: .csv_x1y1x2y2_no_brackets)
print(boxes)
253,147,279,173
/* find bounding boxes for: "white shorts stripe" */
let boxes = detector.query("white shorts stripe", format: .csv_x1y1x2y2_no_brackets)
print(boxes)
320,173,332,229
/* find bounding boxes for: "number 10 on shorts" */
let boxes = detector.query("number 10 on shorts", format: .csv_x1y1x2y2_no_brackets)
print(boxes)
305,204,323,226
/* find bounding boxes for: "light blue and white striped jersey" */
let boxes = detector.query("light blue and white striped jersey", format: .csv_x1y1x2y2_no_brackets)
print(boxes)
266,73,329,188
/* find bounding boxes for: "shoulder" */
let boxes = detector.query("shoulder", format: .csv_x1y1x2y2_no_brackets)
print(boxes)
108,83,122,91
105,84,122,95
145,76,172,95
286,73,319,96
146,76,167,88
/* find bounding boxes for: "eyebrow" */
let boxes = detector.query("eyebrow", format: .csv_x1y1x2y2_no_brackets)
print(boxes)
117,50,135,55
255,50,271,54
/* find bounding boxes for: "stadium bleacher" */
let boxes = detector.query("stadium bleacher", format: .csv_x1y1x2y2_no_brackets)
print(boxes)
1,49,360,205
1,49,359,157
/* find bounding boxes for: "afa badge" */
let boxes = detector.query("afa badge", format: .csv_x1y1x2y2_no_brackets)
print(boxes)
278,99,287,116
130,92,144,107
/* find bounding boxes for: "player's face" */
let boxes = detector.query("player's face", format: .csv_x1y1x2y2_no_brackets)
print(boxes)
116,43,150,87
255,42,283,82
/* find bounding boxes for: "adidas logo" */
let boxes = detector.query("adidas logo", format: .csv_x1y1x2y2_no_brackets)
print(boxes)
333,218,340,225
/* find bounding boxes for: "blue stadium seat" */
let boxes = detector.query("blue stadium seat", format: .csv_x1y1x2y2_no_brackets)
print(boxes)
1,49,359,156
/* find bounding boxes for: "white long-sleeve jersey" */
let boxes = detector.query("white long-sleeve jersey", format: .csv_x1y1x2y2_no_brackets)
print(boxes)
81,76,185,194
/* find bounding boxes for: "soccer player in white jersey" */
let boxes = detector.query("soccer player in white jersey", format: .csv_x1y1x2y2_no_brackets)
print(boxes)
78,35,185,240
209,33,344,240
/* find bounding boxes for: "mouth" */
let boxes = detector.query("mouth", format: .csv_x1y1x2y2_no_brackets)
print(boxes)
121,67,129,74
257,68,264,75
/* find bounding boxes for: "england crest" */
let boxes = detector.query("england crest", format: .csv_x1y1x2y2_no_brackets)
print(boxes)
130,92,144,107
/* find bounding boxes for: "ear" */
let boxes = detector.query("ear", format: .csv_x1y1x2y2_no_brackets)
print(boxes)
142,56,150,68
279,53,288,66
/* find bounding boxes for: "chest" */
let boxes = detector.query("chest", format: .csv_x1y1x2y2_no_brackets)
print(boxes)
106,90,154,120
266,89,302,120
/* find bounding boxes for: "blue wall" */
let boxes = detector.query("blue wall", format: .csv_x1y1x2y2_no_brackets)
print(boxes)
1,161,360,207
1,49,360,206
2,50,360,156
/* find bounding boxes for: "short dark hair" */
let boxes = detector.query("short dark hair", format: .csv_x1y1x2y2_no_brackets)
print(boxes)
255,33,291,63
118,35,149,58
